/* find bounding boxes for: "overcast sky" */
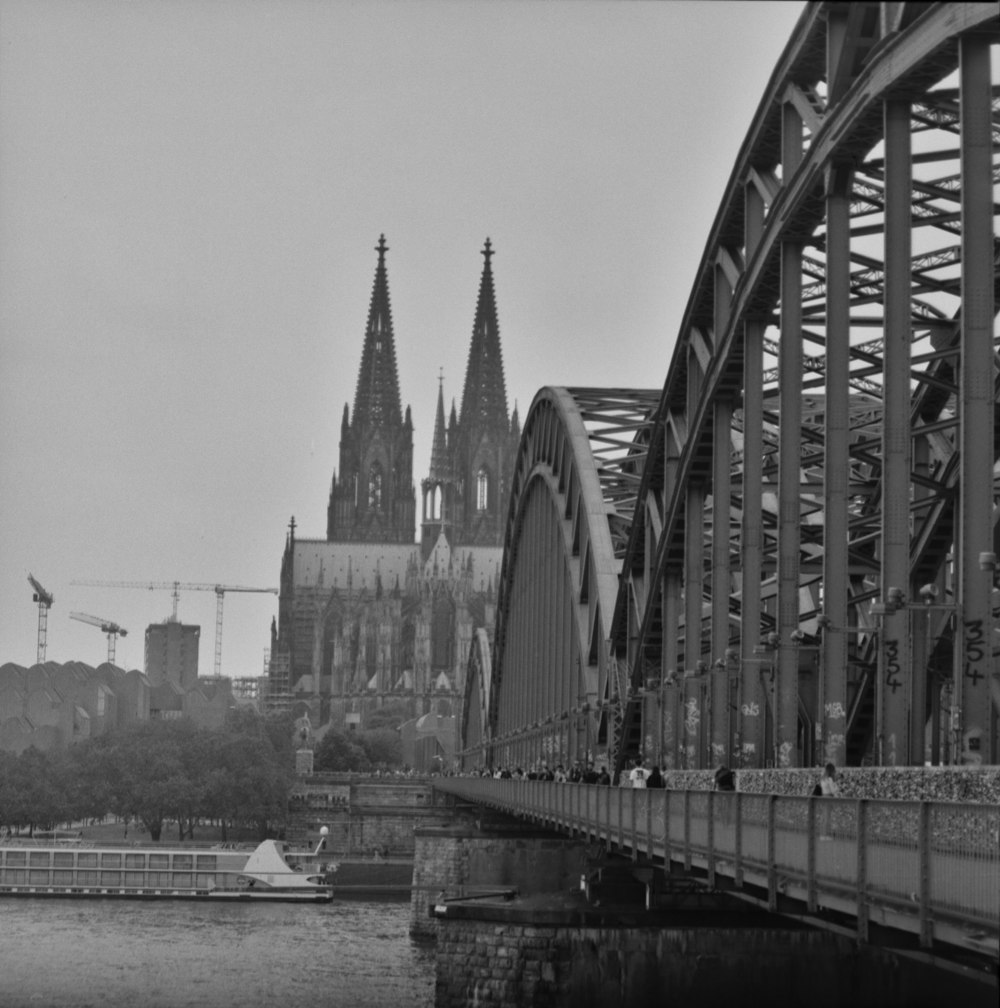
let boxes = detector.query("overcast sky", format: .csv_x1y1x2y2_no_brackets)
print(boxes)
1,0,806,679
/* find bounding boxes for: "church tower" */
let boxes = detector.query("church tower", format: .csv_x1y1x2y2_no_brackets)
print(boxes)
328,235,416,543
421,238,519,555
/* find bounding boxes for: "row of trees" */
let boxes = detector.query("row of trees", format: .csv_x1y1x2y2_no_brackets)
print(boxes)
0,709,297,841
0,709,407,840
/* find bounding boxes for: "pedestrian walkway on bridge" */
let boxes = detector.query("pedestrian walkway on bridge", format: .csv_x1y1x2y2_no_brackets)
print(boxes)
433,776,999,988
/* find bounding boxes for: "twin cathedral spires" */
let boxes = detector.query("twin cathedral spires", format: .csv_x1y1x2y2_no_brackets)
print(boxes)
326,235,520,556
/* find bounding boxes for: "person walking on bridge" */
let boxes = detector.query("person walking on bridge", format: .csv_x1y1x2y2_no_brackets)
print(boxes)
629,759,650,788
714,765,736,826
818,762,838,839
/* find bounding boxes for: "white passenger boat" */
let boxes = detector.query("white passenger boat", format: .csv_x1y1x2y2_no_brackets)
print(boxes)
0,829,336,902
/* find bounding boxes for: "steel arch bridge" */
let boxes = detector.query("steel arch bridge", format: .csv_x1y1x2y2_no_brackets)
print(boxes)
461,1,1000,776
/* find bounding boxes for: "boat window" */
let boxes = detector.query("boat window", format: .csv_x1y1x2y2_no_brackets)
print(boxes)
125,853,145,869
125,872,145,887
195,855,217,871
53,870,74,884
173,855,193,870
78,852,98,868
101,853,122,868
28,852,50,867
172,873,192,888
29,870,49,884
4,851,26,866
101,871,121,886
53,852,74,867
149,853,169,869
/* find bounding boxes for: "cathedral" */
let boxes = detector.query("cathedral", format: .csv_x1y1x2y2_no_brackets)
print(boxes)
268,236,519,738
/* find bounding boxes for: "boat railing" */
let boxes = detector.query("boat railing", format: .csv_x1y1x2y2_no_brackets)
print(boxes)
0,837,259,851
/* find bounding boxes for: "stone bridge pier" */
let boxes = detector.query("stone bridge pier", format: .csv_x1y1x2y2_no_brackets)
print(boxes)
412,817,994,1008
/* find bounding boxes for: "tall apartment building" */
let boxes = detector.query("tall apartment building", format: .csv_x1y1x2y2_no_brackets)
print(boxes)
144,621,200,690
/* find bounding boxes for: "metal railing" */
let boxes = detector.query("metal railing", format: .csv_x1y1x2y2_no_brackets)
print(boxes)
433,778,1000,963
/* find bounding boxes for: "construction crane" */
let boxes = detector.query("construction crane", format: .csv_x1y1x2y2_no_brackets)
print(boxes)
70,580,279,678
27,573,54,664
69,611,128,665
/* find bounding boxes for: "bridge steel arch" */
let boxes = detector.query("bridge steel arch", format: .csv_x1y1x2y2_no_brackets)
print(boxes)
607,1,1000,774
460,387,659,773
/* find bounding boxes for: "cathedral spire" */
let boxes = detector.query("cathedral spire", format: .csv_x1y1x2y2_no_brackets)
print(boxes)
352,234,402,431
428,370,449,481
459,238,509,431
328,235,416,544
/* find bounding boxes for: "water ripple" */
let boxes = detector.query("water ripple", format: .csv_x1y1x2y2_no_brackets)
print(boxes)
0,898,435,1008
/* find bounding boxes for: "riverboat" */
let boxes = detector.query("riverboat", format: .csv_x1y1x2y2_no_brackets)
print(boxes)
0,829,336,902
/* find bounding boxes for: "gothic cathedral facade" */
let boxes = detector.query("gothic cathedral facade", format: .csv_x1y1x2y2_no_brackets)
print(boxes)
269,236,519,739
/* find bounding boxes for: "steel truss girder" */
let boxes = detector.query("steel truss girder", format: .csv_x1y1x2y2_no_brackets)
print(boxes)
611,2,1000,773
473,387,659,772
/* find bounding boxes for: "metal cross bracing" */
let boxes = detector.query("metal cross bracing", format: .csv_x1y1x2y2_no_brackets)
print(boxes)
605,1,1000,775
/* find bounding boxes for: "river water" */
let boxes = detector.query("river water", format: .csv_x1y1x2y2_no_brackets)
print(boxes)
0,897,435,1008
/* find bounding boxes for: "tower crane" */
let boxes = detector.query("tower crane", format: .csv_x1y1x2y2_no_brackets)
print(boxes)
69,612,128,665
70,580,279,678
27,573,54,664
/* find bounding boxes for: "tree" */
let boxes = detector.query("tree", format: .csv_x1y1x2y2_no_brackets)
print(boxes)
357,728,403,769
313,729,371,773
205,716,292,839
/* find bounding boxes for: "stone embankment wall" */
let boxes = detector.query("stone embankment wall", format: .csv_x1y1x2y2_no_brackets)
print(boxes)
433,914,993,1008
286,775,455,855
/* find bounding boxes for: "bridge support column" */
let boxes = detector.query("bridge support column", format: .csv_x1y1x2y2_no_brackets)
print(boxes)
879,95,914,767
821,161,852,769
957,31,996,765
410,821,591,939
740,319,766,768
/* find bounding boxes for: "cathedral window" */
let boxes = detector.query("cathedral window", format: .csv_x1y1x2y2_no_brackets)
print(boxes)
368,464,383,510
431,595,453,668
476,468,489,511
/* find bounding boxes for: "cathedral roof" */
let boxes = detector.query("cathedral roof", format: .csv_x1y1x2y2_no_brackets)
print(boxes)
352,234,404,430
291,538,502,594
459,238,509,433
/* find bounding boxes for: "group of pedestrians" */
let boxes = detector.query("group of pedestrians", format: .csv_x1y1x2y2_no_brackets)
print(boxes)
468,758,840,806
476,761,614,784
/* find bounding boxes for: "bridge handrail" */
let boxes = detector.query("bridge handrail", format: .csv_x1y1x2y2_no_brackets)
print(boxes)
432,777,999,964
